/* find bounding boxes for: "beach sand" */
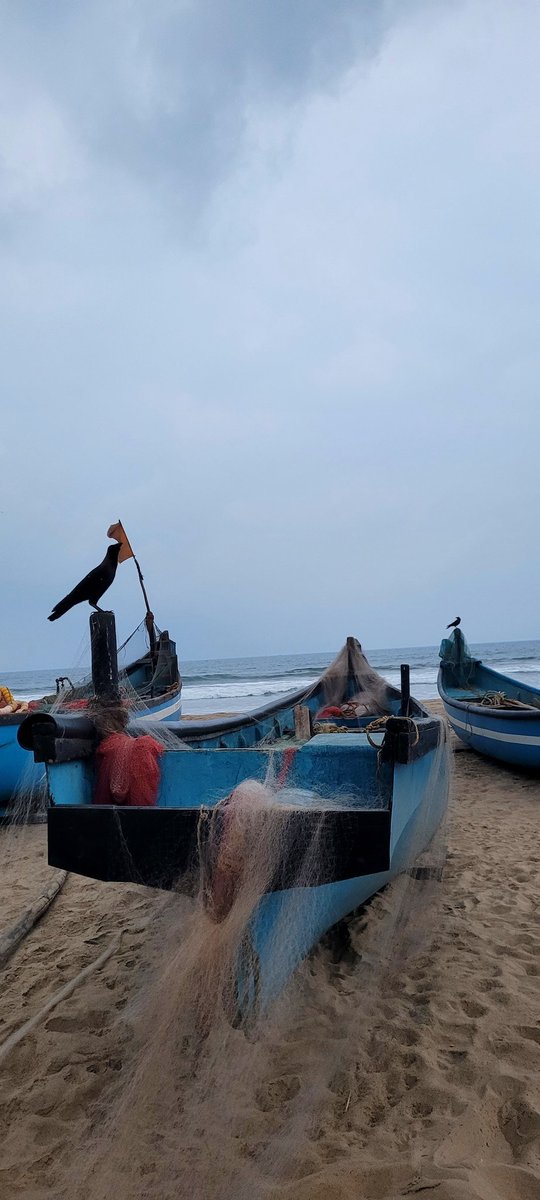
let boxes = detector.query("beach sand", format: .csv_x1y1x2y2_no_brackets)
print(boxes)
0,715,538,1200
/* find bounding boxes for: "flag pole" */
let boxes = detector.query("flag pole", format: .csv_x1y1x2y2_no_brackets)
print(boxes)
133,556,157,659
108,522,157,659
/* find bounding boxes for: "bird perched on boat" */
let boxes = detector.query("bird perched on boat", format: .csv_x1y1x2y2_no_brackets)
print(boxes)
48,544,123,621
446,616,461,629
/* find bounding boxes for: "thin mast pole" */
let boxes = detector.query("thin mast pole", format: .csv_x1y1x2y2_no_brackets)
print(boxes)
112,521,157,659
132,554,157,658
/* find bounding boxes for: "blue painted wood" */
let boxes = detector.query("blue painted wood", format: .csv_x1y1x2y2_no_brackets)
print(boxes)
48,734,390,813
0,723,45,816
438,632,540,769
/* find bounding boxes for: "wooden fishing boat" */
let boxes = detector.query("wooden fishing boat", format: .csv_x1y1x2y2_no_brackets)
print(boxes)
0,621,181,816
438,627,540,769
20,617,449,1019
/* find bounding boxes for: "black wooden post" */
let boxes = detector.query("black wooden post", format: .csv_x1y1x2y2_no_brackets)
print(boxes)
399,664,410,717
90,611,120,704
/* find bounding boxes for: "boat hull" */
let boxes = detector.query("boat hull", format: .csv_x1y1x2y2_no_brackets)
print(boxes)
44,732,448,1013
438,690,540,769
236,745,448,1012
20,632,449,1016
131,687,183,724
438,646,540,769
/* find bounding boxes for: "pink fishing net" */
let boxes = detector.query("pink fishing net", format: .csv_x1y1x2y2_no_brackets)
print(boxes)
94,732,164,807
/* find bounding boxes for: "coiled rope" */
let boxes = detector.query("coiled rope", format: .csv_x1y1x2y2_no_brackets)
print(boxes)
365,715,419,750
478,691,535,710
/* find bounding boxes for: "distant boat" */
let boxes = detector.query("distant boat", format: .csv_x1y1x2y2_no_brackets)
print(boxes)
0,620,181,816
438,627,540,769
21,627,449,1022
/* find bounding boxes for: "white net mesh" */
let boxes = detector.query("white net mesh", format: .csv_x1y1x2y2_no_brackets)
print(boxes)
58,727,450,1200
0,625,452,1200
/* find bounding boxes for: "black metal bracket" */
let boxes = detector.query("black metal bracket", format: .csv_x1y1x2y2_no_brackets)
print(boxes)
18,715,97,761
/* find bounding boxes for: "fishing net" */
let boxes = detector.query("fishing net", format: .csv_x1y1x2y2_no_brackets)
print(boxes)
1,617,182,829
94,733,164,806
57,711,450,1200
16,618,175,713
0,619,453,1200
311,636,399,716
438,627,478,690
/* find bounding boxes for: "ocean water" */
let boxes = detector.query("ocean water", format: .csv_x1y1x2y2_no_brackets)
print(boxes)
3,639,540,714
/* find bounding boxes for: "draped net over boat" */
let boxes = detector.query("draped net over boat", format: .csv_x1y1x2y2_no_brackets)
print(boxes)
20,621,450,1027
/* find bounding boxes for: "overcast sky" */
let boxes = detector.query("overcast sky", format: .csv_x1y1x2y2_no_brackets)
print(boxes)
1,0,539,669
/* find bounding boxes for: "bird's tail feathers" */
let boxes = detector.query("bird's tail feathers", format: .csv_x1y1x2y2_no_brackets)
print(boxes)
48,591,78,621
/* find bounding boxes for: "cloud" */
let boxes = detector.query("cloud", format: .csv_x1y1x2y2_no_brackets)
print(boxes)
1,0,540,667
0,0,410,218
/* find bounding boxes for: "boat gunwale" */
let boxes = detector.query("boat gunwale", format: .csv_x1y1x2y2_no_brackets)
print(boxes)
438,665,540,722
3,649,182,730
165,686,435,743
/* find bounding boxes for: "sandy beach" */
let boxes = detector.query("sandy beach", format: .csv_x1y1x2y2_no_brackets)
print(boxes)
0,715,538,1200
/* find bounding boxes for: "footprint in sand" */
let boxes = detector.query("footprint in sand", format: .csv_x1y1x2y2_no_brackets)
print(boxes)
478,976,503,992
45,1011,111,1035
256,1074,302,1111
460,998,488,1019
498,1097,540,1157
411,1099,433,1118
517,1025,540,1046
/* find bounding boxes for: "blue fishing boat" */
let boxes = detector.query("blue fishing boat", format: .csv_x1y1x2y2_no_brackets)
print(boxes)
20,618,449,1019
0,621,181,816
438,627,540,769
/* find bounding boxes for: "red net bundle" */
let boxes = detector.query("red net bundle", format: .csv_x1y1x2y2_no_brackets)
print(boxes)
94,732,164,807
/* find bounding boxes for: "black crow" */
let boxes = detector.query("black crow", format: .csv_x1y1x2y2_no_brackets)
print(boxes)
446,616,461,629
48,544,123,622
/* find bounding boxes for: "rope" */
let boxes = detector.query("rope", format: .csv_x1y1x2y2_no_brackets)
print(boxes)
0,934,122,1065
313,722,347,734
479,691,507,707
478,691,535,710
0,871,67,970
365,715,419,750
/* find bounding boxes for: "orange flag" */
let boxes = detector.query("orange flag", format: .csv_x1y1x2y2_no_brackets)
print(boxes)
107,521,134,564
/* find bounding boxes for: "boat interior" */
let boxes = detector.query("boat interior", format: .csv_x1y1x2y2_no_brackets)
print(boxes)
167,637,429,751
439,632,540,711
